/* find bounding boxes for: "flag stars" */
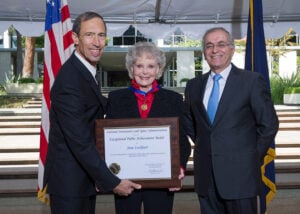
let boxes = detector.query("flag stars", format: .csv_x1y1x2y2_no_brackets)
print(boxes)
47,0,55,7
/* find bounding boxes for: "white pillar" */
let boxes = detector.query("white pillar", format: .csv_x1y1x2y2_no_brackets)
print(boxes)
33,54,39,79
3,30,11,48
176,51,195,87
0,51,11,85
232,51,245,69
279,50,297,78
102,71,108,87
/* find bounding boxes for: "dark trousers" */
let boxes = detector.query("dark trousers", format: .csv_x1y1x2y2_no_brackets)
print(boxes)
50,194,96,214
199,194,257,214
114,189,174,214
198,170,257,214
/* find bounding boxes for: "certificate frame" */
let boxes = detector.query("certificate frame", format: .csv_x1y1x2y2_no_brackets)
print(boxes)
95,117,181,188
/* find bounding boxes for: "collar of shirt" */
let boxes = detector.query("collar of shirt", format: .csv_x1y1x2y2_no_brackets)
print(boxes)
74,51,97,80
203,64,232,109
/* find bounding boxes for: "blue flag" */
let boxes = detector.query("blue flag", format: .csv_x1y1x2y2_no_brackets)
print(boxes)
245,0,276,213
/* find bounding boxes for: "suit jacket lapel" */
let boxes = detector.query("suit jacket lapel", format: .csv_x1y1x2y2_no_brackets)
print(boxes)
199,73,211,124
149,90,167,116
213,66,240,124
71,55,107,108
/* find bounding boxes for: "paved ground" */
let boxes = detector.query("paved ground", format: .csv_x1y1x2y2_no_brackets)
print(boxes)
0,189,299,213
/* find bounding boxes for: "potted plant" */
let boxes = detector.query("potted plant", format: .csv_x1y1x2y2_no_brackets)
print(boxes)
5,77,43,96
179,78,190,87
283,87,300,105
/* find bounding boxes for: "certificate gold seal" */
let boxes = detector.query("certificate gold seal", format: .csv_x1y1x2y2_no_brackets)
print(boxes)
109,163,121,175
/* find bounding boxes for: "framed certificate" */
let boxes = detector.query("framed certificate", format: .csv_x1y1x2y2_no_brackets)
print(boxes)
95,117,181,188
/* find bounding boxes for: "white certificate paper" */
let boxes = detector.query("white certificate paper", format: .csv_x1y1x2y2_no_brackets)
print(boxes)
104,126,171,179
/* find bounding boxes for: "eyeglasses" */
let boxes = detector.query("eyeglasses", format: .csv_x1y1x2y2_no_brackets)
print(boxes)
204,42,231,50
81,32,106,41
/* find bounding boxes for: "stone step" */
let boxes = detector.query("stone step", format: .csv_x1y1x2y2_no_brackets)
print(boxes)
2,120,299,130
188,148,300,162
0,105,299,196
26,100,42,104
0,132,298,152
0,178,38,197
1,146,299,167
2,117,299,124
0,165,37,179
22,104,42,108
279,122,300,131
0,121,41,129
275,173,300,189
1,175,297,196
0,152,39,165
0,162,299,196
0,109,41,116
279,117,300,123
0,135,39,152
275,160,300,173
275,131,300,146
276,111,300,117
0,128,40,135
183,160,300,190
276,148,300,159
0,115,41,122
3,160,298,178
0,112,298,125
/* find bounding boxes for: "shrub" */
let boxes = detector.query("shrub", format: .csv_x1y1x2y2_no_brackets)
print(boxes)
270,76,285,104
36,77,44,83
17,77,36,84
0,85,6,95
180,78,190,84
284,87,300,94
270,71,300,104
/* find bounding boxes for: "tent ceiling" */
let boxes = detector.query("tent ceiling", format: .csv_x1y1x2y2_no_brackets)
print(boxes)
0,0,299,39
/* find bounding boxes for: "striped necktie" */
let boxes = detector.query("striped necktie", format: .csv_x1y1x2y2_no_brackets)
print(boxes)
95,72,100,85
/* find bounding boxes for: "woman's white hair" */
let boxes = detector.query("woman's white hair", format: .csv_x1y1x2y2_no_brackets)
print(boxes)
125,41,166,79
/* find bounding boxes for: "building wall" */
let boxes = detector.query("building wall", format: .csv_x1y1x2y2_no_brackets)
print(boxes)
0,47,298,87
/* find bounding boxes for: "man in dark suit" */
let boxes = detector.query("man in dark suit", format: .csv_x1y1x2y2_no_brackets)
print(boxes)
184,27,279,213
43,11,140,214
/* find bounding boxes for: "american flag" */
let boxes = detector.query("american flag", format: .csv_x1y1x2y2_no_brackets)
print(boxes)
37,0,74,204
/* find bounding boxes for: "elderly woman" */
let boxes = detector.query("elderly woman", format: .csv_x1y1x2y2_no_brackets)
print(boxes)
106,41,191,214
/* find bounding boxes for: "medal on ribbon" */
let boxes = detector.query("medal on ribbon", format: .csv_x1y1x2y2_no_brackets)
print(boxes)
141,103,148,111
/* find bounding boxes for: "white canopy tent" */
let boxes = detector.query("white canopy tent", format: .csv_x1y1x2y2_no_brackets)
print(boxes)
0,0,299,39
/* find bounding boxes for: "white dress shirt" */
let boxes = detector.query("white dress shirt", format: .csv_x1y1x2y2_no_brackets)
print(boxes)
203,64,232,110
74,51,97,83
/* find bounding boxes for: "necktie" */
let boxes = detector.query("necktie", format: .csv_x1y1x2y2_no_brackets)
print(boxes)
95,72,100,86
207,74,222,123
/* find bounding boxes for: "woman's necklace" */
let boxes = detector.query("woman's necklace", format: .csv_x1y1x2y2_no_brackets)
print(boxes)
141,98,148,111
129,84,160,112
